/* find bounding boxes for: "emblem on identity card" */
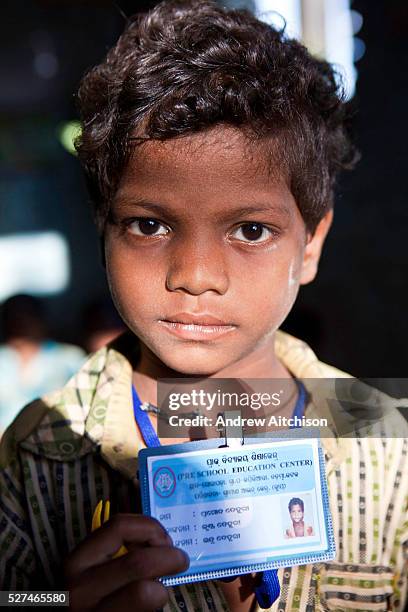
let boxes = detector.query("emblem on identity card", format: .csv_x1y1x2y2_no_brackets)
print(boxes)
153,466,177,498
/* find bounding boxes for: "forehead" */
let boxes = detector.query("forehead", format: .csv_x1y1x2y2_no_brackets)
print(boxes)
115,126,294,213
128,127,272,177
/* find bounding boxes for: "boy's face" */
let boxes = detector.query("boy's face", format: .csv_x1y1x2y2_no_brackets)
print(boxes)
290,504,304,523
105,126,330,375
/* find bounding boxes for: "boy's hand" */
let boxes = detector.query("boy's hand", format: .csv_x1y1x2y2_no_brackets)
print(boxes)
64,514,189,611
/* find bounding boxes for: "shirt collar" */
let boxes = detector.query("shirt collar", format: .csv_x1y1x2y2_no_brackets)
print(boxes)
18,330,354,478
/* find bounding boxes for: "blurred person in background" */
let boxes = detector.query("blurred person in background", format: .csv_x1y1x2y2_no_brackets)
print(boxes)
0,294,85,435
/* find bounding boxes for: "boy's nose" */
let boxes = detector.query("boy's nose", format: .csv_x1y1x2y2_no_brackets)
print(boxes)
166,238,229,296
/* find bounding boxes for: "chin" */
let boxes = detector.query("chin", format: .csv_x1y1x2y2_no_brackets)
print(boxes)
163,358,223,377
158,346,233,376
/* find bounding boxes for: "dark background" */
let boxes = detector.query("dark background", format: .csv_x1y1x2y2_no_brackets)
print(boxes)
286,0,408,378
0,0,407,376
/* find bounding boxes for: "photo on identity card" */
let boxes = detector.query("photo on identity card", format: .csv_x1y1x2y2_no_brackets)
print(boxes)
281,493,315,539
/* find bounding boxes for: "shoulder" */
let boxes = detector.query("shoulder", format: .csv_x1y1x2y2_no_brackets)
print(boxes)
276,330,408,440
0,345,13,358
0,334,135,469
42,340,86,360
275,330,352,379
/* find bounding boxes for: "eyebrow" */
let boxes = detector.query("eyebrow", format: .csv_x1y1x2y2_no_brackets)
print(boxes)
219,205,291,222
113,199,180,222
113,197,291,221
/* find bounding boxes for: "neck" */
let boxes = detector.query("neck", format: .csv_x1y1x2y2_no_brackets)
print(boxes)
212,338,290,379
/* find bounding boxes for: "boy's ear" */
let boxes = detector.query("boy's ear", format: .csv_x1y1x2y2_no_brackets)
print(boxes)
299,209,333,285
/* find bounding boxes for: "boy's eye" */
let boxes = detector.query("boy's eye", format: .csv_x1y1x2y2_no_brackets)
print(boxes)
232,223,274,243
128,218,169,236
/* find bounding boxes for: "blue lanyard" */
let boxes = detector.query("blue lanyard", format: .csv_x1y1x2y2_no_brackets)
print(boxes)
132,380,307,609
132,386,161,447
290,378,307,424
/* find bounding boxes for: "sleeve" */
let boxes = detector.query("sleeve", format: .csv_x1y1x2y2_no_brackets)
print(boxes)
0,454,40,589
388,437,408,611
391,484,408,611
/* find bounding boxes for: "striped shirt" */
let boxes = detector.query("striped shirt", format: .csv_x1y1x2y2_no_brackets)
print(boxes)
1,331,407,611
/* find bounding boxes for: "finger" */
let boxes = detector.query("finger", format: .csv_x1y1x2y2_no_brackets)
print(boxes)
66,546,189,609
98,579,169,612
65,514,171,577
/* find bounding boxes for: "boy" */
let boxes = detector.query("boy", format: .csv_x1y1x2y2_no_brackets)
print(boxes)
1,1,407,610
285,498,314,539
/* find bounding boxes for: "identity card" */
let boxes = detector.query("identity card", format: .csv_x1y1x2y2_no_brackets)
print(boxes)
138,437,335,585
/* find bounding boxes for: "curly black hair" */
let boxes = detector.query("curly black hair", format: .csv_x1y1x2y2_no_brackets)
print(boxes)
288,497,304,512
76,0,358,234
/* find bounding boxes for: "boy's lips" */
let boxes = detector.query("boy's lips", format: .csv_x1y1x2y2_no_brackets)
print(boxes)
158,313,237,341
